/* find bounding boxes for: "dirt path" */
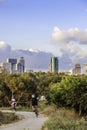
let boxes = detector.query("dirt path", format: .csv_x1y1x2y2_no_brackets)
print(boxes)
0,110,48,130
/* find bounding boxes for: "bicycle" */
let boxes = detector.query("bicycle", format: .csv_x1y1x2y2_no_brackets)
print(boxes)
32,105,39,117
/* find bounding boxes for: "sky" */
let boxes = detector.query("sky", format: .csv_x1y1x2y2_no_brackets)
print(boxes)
0,0,87,71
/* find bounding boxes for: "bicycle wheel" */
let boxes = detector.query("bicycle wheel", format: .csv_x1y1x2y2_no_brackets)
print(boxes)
35,109,38,117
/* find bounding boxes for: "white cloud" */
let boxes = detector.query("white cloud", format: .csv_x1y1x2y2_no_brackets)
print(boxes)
52,27,67,43
51,26,87,58
52,27,87,44
51,26,87,70
0,41,11,52
0,43,53,72
28,48,39,53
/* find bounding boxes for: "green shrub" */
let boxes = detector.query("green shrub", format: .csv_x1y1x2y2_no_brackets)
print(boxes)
42,109,87,130
0,111,19,125
39,100,48,111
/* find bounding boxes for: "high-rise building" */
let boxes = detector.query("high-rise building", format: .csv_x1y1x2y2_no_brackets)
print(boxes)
2,57,25,74
50,57,58,72
17,57,25,73
73,63,81,75
83,64,87,75
7,58,17,74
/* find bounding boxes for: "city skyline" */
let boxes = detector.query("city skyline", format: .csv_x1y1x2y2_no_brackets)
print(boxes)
0,0,87,71
1,55,87,75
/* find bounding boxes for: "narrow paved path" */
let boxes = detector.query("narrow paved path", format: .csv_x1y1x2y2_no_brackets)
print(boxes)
0,110,48,130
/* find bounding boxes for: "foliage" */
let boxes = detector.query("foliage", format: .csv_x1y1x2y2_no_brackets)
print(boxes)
50,75,87,115
42,108,87,130
1,71,87,116
0,72,62,107
0,111,19,125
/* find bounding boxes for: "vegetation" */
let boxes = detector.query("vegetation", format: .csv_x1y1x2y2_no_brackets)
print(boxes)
0,111,19,125
0,72,87,116
1,71,87,128
50,75,87,116
42,108,87,130
0,72,62,108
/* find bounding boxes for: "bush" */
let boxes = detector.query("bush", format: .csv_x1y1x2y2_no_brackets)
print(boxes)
42,108,87,130
0,111,19,125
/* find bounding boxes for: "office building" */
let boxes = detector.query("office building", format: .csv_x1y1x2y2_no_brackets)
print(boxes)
16,57,25,73
1,57,25,74
50,57,58,72
83,64,87,75
73,63,81,75
7,58,17,74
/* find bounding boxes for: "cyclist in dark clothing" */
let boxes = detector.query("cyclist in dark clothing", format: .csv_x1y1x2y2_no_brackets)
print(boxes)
31,94,38,117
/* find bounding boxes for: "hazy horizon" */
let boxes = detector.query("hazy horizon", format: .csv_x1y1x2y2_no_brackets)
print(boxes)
0,0,87,71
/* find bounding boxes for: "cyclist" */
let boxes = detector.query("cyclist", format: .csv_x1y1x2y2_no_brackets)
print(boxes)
31,94,39,117
11,98,17,111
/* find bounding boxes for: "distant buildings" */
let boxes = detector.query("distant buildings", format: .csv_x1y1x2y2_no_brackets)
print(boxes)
68,69,74,75
83,64,87,75
68,63,87,75
68,63,81,75
1,55,87,75
0,57,25,74
16,57,25,73
49,57,58,72
6,58,17,74
73,63,81,75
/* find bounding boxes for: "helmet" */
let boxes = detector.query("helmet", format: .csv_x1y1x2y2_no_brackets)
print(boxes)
32,94,35,98
12,98,16,102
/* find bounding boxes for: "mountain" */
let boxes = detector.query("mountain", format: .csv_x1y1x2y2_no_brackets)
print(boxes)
0,42,53,71
1,42,86,72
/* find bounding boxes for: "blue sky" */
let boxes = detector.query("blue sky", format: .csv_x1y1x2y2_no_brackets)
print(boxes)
0,0,87,57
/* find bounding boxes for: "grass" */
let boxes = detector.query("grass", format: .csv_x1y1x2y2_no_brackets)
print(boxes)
39,100,49,111
1,103,87,130
0,100,48,112
41,107,87,130
0,111,20,125
0,106,31,111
